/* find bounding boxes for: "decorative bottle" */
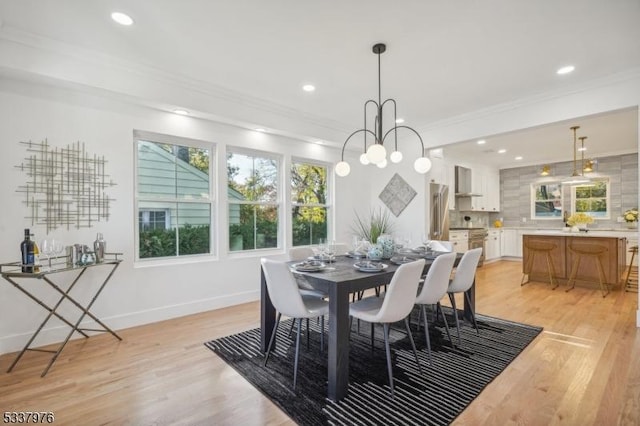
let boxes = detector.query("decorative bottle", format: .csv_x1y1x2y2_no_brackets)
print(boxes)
93,233,106,263
20,228,35,273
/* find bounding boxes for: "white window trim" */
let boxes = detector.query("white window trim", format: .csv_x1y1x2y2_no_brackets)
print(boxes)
570,178,611,220
530,180,563,220
290,157,331,247
134,130,217,262
226,146,282,253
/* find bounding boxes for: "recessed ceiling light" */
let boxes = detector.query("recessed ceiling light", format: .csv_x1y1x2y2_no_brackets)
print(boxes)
111,12,134,26
255,128,266,132
557,65,575,75
515,156,523,160
302,84,315,92
477,140,486,145
395,118,405,124
498,149,507,154
313,140,323,145
173,109,189,116
578,147,587,152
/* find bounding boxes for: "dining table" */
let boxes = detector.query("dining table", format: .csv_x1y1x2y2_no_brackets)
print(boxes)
259,251,472,402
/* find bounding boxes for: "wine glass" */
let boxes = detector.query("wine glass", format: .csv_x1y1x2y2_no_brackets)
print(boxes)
325,240,336,262
53,240,64,267
40,239,54,271
317,238,326,258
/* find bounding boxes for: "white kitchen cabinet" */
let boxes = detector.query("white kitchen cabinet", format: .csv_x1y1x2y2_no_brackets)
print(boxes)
456,165,500,212
484,169,500,212
449,230,469,253
500,229,519,257
486,229,501,260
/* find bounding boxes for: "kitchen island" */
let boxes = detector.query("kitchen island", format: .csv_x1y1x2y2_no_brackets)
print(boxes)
522,231,627,290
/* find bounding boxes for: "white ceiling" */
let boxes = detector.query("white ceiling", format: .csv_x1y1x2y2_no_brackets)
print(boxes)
0,0,639,168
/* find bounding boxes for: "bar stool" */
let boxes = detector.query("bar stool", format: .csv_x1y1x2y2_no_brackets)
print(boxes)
625,245,638,292
521,241,558,289
566,243,609,297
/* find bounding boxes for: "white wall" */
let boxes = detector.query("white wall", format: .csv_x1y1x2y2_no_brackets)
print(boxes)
0,78,369,354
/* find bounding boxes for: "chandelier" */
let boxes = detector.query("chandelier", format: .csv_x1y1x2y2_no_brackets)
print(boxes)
334,43,432,177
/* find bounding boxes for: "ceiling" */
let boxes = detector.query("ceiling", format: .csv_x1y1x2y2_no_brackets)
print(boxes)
0,0,639,168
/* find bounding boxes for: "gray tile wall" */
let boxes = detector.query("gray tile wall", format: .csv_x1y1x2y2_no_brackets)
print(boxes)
496,153,638,228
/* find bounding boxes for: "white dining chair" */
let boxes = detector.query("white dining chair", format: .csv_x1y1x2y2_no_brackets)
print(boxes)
415,252,457,364
261,258,329,390
446,248,483,346
289,246,315,261
349,259,425,397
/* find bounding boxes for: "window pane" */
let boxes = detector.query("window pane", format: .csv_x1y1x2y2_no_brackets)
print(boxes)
177,203,211,255
532,182,562,219
138,141,210,200
229,204,278,251
139,201,176,258
535,184,561,202
535,202,562,217
227,153,278,202
291,163,327,204
292,206,328,246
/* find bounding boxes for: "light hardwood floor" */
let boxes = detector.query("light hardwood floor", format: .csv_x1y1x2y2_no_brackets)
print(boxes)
1,261,638,425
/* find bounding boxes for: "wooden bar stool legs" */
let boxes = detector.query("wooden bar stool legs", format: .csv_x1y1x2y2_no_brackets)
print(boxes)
566,244,610,297
521,242,558,289
625,245,638,292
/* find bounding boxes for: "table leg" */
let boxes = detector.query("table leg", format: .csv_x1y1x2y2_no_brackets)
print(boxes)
260,266,276,353
327,284,350,401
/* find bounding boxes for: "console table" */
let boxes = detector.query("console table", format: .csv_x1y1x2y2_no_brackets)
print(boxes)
0,254,123,377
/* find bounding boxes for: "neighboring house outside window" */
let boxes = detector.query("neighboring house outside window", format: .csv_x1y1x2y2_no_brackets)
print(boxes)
572,178,610,219
227,149,280,251
291,160,329,246
135,131,214,259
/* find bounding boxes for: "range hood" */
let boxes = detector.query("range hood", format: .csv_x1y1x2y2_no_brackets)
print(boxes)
455,166,483,197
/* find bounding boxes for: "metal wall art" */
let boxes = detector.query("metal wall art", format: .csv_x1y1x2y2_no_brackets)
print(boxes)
15,139,117,233
379,173,417,217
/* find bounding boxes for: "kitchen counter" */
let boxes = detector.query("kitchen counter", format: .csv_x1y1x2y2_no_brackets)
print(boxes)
521,229,635,238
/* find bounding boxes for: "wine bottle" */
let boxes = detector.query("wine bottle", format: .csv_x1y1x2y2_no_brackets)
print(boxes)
33,239,41,273
20,228,35,273
94,233,106,263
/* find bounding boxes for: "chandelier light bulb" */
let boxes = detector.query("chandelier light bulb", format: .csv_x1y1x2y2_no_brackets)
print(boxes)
359,153,370,165
366,143,386,164
390,151,403,163
414,157,432,174
335,161,351,177
377,158,388,169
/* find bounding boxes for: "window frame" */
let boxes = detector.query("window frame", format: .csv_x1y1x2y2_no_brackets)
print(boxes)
226,146,282,253
134,130,216,262
530,180,563,220
290,157,331,247
570,177,611,220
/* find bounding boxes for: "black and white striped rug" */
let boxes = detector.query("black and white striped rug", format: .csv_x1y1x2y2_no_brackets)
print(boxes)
205,308,542,425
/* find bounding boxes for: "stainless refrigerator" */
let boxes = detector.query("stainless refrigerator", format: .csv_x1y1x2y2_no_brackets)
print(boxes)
429,183,450,241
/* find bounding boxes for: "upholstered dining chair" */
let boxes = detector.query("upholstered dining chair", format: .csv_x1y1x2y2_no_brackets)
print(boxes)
289,246,315,261
415,252,457,364
446,248,483,346
261,258,329,390
349,259,425,397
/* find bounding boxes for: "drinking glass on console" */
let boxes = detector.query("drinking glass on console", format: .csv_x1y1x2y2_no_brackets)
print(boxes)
40,239,54,272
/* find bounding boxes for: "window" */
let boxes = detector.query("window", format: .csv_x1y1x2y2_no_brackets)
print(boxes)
572,178,610,219
135,132,214,259
531,182,562,219
291,160,329,246
227,149,279,251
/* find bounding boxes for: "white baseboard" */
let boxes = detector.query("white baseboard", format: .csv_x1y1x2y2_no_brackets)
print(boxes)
0,290,259,355
637,309,640,327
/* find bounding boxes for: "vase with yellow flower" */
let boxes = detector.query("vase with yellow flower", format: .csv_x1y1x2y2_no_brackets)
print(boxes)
624,208,638,229
566,212,594,232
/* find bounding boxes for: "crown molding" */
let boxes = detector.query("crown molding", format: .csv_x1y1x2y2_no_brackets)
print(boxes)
417,68,640,139
0,24,351,140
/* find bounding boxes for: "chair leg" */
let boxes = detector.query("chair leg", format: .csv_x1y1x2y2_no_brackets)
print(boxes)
436,302,453,345
404,317,422,374
521,252,534,286
264,313,282,366
293,318,302,390
463,291,480,335
566,256,581,293
595,257,609,298
382,323,394,397
306,318,310,349
449,293,461,346
421,305,432,365
370,322,375,351
416,306,422,332
320,315,324,353
287,318,295,338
